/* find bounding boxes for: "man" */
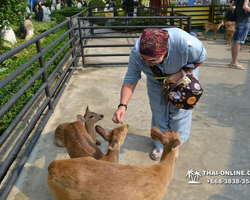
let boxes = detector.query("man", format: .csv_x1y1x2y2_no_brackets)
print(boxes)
229,0,250,69
112,28,207,160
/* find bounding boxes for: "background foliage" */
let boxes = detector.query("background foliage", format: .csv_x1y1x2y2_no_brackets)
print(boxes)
0,0,28,26
0,6,86,135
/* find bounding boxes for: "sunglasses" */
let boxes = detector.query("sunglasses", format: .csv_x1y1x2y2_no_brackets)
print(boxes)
139,52,166,64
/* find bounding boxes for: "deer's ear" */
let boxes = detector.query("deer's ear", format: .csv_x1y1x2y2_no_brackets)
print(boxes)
108,139,118,150
151,127,163,141
171,139,181,150
85,106,89,113
76,115,85,122
95,125,109,141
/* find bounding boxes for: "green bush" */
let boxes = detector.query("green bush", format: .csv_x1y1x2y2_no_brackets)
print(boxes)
89,0,121,8
0,8,76,135
51,12,68,24
0,25,70,135
0,0,28,27
89,0,105,8
113,0,122,6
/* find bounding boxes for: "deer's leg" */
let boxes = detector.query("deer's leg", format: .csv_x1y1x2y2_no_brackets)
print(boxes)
203,30,208,40
214,32,217,40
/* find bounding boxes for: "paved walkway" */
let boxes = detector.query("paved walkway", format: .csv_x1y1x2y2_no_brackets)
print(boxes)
7,32,250,200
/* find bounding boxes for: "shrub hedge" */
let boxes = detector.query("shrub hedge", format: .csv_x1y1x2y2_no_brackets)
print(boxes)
0,8,83,135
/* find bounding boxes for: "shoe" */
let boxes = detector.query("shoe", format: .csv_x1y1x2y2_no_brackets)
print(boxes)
175,147,179,161
228,62,232,66
150,147,179,161
229,63,245,70
150,148,163,161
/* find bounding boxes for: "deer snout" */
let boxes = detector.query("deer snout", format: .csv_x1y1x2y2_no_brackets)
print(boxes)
100,114,104,118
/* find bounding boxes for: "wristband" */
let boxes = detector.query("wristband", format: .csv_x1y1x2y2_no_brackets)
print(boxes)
118,103,127,110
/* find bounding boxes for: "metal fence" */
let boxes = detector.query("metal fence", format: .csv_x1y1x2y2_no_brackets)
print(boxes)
77,6,191,66
0,5,224,198
167,5,229,26
0,8,88,199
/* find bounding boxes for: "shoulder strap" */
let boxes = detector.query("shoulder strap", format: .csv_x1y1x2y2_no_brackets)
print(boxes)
149,65,165,84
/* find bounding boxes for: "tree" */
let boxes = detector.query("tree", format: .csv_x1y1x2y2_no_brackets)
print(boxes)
0,0,28,27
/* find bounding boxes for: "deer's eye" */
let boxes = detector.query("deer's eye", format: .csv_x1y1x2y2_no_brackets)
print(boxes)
89,116,94,118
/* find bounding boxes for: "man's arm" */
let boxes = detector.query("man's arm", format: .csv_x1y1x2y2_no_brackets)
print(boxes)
112,48,141,123
230,0,236,10
243,0,250,12
182,62,203,74
120,82,138,106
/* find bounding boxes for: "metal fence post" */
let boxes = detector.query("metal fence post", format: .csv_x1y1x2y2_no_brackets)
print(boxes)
68,18,77,68
209,6,215,22
36,40,53,110
187,16,191,33
125,5,128,33
156,9,159,26
170,11,174,26
212,6,215,23
89,7,94,35
78,17,85,66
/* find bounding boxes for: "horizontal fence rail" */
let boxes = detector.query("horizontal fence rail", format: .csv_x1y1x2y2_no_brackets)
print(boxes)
76,13,191,66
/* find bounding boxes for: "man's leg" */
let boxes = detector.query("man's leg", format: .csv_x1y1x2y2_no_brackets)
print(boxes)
232,42,241,65
230,22,250,69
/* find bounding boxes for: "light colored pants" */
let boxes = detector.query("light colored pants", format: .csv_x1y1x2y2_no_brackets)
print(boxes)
150,67,199,150
152,31,199,150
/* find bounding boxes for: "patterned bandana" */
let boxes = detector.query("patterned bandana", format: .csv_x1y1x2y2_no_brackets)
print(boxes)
139,28,168,57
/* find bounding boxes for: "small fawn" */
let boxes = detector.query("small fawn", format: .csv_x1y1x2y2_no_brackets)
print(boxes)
203,20,224,40
64,123,128,161
54,106,104,146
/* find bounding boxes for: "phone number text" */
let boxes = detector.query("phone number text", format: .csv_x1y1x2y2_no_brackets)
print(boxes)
207,179,250,185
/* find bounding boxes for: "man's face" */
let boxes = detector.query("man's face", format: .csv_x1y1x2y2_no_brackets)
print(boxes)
140,51,167,66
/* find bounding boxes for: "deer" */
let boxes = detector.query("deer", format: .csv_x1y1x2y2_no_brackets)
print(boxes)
203,20,224,40
225,24,235,45
55,121,129,162
54,106,104,146
47,126,181,200
224,21,235,39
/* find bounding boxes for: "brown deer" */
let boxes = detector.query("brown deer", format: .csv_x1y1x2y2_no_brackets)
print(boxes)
224,21,235,39
94,125,129,162
47,127,180,200
225,24,235,45
203,20,224,40
55,122,129,162
54,106,104,146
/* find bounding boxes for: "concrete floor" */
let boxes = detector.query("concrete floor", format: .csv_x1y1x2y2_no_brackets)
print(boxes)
7,32,250,200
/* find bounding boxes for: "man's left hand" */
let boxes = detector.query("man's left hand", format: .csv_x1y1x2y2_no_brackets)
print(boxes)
164,71,183,84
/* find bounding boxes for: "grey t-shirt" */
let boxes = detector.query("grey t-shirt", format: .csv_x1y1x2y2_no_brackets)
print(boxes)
235,0,250,23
